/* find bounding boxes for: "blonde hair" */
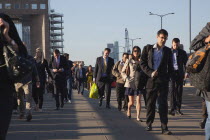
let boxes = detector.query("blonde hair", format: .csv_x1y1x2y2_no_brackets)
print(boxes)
34,47,44,63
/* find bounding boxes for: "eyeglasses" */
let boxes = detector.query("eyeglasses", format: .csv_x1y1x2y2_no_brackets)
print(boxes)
133,50,139,52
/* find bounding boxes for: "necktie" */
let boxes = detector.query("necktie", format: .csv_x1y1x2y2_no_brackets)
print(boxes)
56,58,59,68
103,58,107,73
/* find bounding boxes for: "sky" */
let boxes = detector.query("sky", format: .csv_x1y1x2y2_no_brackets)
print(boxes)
50,0,210,66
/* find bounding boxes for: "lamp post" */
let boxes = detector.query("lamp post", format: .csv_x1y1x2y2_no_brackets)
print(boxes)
130,38,141,48
149,12,175,29
189,0,192,54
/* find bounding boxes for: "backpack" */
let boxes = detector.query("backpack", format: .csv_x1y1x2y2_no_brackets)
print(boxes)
186,45,210,73
189,45,210,91
3,45,33,83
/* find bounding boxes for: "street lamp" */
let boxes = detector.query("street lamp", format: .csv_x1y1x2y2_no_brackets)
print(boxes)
189,0,192,54
149,12,175,29
129,38,141,48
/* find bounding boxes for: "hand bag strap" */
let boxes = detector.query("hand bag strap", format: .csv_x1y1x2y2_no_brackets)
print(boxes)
5,45,17,56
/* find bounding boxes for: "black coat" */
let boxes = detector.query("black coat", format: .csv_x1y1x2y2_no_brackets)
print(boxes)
35,59,53,88
76,68,86,82
94,56,114,82
66,60,73,78
49,55,68,84
140,44,173,89
171,48,188,78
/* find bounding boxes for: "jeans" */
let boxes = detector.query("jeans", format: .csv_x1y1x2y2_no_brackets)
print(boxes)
77,80,84,94
67,77,72,100
205,100,210,140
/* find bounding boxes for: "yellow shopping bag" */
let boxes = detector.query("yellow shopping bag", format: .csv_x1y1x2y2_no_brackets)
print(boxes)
89,83,99,99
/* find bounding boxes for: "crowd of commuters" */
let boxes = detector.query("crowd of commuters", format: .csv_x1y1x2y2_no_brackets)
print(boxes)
0,13,210,140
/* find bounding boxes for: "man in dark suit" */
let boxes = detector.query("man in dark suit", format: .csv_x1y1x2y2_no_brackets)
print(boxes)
49,49,67,110
140,29,173,135
168,38,188,116
94,48,114,109
75,63,86,95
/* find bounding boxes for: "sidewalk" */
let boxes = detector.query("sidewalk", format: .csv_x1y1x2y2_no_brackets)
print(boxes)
7,86,205,140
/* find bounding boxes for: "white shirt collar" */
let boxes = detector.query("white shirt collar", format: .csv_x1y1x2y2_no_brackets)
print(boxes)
153,44,165,50
103,56,108,59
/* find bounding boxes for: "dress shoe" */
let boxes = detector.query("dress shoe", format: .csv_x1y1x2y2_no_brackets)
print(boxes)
106,105,111,109
176,110,184,115
19,114,24,119
118,106,122,111
26,113,32,122
162,129,172,135
123,107,128,111
168,110,175,116
199,118,207,129
99,100,102,107
145,125,152,131
55,107,60,110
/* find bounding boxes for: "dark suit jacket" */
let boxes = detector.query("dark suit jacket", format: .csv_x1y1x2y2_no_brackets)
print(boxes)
49,55,67,84
76,68,86,82
94,56,114,82
171,49,188,78
140,44,173,89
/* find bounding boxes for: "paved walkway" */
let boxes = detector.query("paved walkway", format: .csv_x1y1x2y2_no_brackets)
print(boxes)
7,86,205,140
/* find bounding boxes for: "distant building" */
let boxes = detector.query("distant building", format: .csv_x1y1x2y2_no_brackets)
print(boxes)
0,0,64,59
0,0,50,59
107,41,119,62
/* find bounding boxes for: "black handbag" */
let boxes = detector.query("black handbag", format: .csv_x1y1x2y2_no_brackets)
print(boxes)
3,45,33,83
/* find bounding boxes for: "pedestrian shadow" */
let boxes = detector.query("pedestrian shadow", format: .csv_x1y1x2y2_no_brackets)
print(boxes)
81,90,161,140
7,92,114,140
165,86,205,137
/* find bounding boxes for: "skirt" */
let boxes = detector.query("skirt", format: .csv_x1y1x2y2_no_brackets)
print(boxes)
125,88,142,96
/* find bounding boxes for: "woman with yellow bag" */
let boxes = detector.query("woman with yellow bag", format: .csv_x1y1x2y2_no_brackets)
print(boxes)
86,65,93,91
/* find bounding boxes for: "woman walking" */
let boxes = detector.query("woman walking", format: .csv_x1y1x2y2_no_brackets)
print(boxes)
33,48,53,112
86,65,93,91
122,46,145,121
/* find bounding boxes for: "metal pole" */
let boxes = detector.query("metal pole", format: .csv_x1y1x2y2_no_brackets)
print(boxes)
161,16,163,29
132,40,134,48
189,0,192,54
